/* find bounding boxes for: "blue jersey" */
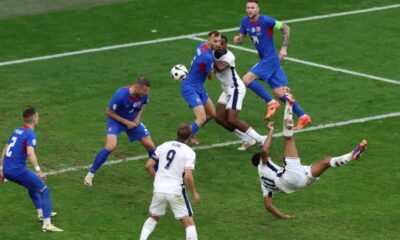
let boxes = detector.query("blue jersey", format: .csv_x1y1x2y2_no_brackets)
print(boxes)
108,87,148,121
182,42,214,89
240,15,279,61
3,125,37,173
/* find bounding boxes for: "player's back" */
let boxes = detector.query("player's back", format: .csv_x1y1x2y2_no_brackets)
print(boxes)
153,140,196,194
182,42,213,89
3,126,36,173
258,160,283,194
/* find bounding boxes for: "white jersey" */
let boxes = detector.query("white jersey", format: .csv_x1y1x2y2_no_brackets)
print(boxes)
257,160,284,197
215,50,246,93
153,140,196,195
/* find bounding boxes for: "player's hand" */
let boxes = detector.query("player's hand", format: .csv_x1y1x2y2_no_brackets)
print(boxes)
233,35,243,44
279,47,287,60
126,121,137,129
193,192,201,204
37,171,47,181
267,122,274,131
282,214,294,220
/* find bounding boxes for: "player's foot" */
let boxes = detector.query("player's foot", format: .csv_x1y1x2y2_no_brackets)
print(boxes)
283,87,295,106
190,135,200,145
294,114,311,130
42,223,64,232
237,139,256,151
264,101,280,120
38,212,57,222
84,173,94,187
351,139,368,160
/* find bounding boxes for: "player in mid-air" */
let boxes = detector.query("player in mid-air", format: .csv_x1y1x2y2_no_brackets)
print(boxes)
214,35,266,151
251,92,367,219
0,107,63,232
181,30,221,145
140,123,200,240
233,0,311,129
84,76,157,186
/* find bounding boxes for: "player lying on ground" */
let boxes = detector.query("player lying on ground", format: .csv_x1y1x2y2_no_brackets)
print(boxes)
140,123,200,240
214,35,266,151
251,92,367,219
84,76,157,186
0,107,63,232
234,0,311,129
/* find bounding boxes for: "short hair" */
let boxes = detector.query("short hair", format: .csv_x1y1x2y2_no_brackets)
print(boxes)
207,30,220,38
136,76,151,88
247,0,259,4
251,152,261,167
221,35,228,43
177,123,192,141
23,106,37,123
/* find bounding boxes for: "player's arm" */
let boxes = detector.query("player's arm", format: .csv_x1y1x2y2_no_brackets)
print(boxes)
233,33,247,44
145,158,157,180
106,109,136,129
261,122,275,161
264,196,294,220
0,145,7,184
27,146,46,181
132,105,145,127
184,169,200,204
274,21,290,60
214,60,230,73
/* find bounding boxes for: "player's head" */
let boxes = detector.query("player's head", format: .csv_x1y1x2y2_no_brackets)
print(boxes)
246,0,260,19
251,152,261,167
177,123,192,143
23,106,39,126
219,35,228,51
133,76,151,97
207,30,221,51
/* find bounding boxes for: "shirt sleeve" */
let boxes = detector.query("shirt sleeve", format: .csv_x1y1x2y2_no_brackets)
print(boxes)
222,52,235,67
205,55,214,75
239,17,247,35
263,16,276,28
108,89,123,112
184,149,196,170
26,131,37,148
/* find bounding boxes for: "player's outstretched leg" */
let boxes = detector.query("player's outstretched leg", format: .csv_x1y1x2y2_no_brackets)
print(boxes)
84,135,116,186
279,87,311,130
140,216,158,240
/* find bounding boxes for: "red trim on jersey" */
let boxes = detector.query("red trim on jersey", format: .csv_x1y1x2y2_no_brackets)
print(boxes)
250,20,259,25
22,138,27,153
199,61,206,73
267,27,273,38
23,124,30,130
201,43,209,54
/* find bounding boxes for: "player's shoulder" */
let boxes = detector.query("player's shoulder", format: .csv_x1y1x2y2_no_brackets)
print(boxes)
259,15,276,23
241,16,249,24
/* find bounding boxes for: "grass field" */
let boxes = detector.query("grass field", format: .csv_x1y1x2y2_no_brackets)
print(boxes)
0,1,399,239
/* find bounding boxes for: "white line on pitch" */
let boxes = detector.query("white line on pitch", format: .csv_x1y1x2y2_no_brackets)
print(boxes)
34,111,400,177
188,36,400,85
0,4,399,67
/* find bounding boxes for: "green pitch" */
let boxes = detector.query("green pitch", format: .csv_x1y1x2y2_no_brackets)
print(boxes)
0,0,399,239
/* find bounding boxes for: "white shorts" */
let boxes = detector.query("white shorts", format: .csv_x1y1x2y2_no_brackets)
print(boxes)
217,86,246,110
149,190,193,219
274,157,318,193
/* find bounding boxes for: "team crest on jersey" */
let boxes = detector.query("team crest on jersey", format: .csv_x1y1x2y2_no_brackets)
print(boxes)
196,98,201,103
108,127,112,131
256,26,261,32
251,27,256,33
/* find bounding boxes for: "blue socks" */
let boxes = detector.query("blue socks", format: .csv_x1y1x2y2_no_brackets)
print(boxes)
191,121,200,136
247,81,273,103
279,96,305,117
90,148,111,174
29,190,42,209
40,187,52,219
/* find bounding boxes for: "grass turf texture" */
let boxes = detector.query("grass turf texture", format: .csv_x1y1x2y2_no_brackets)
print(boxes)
0,0,399,239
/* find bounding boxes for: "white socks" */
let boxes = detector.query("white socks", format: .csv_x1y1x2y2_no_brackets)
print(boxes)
140,217,158,240
233,129,252,142
330,152,352,167
283,102,294,137
186,225,198,240
246,127,264,144
37,208,43,217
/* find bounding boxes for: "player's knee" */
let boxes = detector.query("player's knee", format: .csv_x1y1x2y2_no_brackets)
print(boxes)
105,142,117,152
207,111,216,120
196,115,207,124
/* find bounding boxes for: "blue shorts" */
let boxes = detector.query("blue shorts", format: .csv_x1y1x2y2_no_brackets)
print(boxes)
181,87,209,109
4,168,47,192
250,58,288,89
106,118,150,142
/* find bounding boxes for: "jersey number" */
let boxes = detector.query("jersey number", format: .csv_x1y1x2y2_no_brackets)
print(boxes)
5,136,18,157
164,150,176,169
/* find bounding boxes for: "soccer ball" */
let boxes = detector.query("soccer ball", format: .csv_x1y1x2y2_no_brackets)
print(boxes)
170,64,188,81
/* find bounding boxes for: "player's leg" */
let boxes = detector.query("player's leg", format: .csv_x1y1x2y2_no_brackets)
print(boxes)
227,109,264,145
215,102,234,131
140,192,166,240
282,96,299,158
169,190,197,240
311,140,368,178
84,134,118,186
181,217,198,240
242,71,274,104
190,105,207,145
